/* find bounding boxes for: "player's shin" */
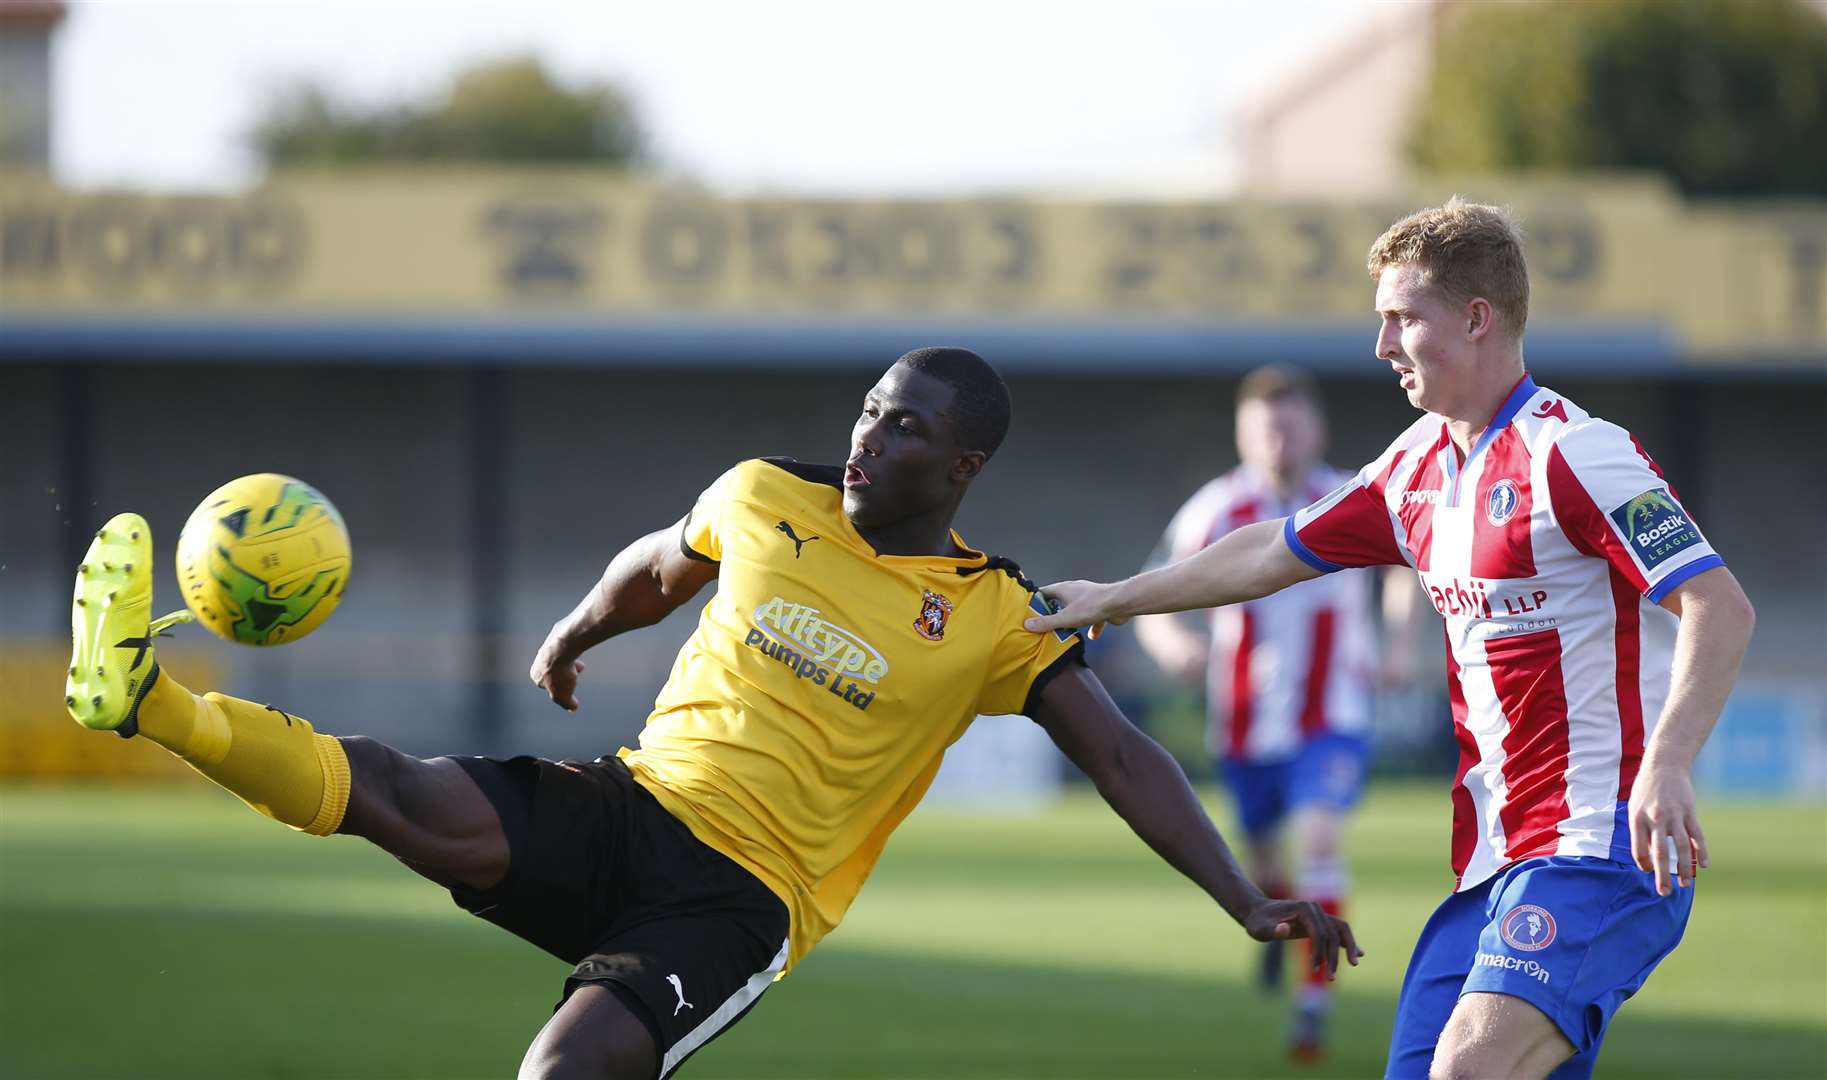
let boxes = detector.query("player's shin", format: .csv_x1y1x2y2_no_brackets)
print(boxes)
1296,847,1346,996
1292,885,1341,1061
134,670,350,836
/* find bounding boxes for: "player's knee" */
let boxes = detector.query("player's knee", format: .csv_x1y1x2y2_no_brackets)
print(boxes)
1292,806,1343,854
338,740,508,878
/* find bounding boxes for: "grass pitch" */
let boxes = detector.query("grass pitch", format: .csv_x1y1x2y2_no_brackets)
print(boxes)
2,781,1821,1079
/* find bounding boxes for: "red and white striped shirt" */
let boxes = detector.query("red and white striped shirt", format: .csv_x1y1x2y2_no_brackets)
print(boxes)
1286,375,1724,891
1161,465,1376,764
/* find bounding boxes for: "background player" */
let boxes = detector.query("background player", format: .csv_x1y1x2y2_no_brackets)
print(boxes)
1135,362,1419,1060
65,347,1358,1079
1028,201,1756,1079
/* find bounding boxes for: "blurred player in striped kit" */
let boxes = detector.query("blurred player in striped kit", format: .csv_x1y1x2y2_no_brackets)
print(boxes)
1136,364,1419,1062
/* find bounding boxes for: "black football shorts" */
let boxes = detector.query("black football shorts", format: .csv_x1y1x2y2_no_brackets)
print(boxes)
451,753,790,1078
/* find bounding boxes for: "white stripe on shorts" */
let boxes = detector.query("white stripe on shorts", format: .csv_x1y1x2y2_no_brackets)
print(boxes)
660,937,790,1078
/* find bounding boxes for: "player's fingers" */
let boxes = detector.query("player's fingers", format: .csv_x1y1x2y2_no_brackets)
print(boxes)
1311,907,1338,979
1671,821,1694,888
1338,917,1364,965
1630,807,1654,873
1690,815,1709,870
1648,820,1671,896
1273,920,1292,941
574,660,587,675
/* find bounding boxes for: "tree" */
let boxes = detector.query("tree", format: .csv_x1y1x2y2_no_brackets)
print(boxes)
1407,0,1827,197
254,55,646,167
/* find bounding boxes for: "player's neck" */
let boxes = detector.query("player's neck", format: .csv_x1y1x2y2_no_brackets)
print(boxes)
1443,356,1527,455
852,504,967,559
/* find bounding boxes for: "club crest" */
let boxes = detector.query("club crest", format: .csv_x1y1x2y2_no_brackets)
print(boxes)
1487,479,1521,526
914,590,954,641
1499,904,1557,951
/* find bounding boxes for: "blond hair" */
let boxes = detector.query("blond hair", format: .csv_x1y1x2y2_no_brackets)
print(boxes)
1367,196,1530,339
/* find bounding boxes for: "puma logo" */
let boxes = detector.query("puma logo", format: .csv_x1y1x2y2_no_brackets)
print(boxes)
775,521,820,558
665,973,693,1016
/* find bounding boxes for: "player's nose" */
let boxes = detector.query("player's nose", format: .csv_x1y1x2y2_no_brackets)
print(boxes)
852,421,883,458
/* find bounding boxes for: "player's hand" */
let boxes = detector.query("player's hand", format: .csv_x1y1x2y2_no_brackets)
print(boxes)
1025,580,1127,640
529,638,588,713
1629,763,1708,895
1244,898,1363,980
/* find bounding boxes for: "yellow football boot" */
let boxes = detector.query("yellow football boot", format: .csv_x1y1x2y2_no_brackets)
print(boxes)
65,513,192,736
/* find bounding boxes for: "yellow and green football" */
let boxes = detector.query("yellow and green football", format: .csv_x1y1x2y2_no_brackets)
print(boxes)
175,473,351,646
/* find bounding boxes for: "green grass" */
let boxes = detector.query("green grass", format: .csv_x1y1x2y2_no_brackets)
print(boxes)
2,781,1822,1079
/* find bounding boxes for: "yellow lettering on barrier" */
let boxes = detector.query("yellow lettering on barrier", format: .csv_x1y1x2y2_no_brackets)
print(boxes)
2,171,1821,363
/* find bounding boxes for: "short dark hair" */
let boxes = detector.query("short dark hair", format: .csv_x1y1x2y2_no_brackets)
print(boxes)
896,346,1012,458
1236,363,1320,409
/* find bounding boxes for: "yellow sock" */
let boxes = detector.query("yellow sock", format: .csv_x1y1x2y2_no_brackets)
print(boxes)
136,669,351,836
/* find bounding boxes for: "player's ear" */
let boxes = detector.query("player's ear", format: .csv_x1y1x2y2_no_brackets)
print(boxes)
951,450,987,484
1466,297,1495,342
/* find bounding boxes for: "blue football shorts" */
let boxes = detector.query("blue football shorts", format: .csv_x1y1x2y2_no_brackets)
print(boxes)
1385,854,1694,1079
1218,732,1370,838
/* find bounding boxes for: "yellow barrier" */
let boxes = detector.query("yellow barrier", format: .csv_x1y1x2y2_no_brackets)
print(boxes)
0,642,221,780
2,171,1822,364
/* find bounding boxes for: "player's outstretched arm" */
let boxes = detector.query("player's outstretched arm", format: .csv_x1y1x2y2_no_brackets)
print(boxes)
1029,664,1362,979
1025,518,1320,639
530,516,720,711
1631,565,1755,895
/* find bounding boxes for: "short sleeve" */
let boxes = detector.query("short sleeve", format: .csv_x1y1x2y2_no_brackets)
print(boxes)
1546,420,1723,602
1285,432,1416,573
977,590,1087,717
680,465,741,563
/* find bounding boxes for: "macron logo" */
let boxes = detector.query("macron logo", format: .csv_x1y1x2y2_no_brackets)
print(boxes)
1475,952,1551,984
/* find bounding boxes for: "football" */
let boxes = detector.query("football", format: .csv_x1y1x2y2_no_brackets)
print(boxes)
175,473,351,646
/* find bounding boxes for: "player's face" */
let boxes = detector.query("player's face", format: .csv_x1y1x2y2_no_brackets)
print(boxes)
843,364,969,527
1235,395,1325,481
1374,263,1480,415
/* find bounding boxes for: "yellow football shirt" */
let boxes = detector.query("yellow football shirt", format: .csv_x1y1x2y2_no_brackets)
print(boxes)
619,457,1084,972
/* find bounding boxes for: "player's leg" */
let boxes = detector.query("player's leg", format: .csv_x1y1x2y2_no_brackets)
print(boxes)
1429,855,1694,1080
1428,992,1573,1080
518,985,657,1080
1285,803,1345,1058
1283,733,1372,1059
1221,755,1292,990
510,759,792,1079
65,515,508,890
1383,886,1489,1079
337,737,509,890
119,670,510,890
